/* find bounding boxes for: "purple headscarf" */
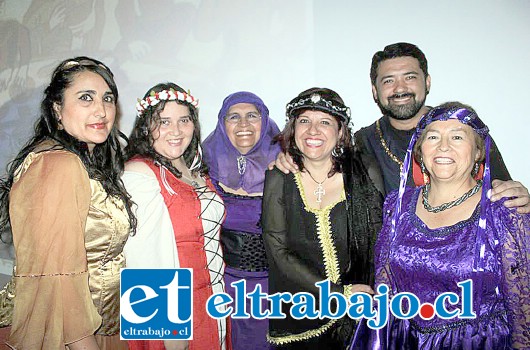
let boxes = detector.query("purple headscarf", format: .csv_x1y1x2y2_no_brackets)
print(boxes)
203,91,281,193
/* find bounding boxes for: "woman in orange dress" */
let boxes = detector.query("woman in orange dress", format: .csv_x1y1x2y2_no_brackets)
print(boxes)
0,57,135,349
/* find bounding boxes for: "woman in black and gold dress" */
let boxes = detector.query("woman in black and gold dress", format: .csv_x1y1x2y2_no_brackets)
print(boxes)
262,87,383,349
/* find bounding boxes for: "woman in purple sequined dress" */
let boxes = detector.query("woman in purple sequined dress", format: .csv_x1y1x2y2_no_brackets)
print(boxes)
203,91,281,350
352,102,530,349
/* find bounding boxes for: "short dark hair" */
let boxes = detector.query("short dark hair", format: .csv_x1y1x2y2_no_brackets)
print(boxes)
275,87,353,176
370,42,428,85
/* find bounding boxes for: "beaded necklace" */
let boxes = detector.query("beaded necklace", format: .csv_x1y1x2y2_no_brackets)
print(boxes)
422,180,483,213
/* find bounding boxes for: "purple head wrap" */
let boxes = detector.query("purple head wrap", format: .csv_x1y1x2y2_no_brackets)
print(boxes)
203,91,281,193
390,104,492,290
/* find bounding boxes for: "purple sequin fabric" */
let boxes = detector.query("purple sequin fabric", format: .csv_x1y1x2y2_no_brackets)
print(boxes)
357,187,530,350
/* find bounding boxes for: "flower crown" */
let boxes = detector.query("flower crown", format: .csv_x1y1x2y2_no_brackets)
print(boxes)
136,88,199,117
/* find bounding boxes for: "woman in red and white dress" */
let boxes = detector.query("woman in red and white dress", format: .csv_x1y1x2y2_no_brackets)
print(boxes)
122,82,228,350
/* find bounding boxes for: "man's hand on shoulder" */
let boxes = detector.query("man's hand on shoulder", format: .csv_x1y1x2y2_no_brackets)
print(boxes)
268,152,299,174
491,179,530,214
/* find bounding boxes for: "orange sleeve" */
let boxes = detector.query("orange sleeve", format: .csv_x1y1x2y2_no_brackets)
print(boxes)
7,151,101,349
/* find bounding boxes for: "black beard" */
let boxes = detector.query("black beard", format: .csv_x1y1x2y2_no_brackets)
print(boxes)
376,92,426,120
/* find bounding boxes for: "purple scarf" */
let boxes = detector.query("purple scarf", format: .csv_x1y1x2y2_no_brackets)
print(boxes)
203,91,281,193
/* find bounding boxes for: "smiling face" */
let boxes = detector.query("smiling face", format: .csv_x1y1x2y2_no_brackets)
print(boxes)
420,120,481,183
294,109,342,164
53,71,116,152
372,56,431,121
151,101,195,166
224,103,262,154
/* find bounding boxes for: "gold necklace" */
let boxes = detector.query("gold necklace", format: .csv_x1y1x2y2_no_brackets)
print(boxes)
376,119,403,170
305,170,328,203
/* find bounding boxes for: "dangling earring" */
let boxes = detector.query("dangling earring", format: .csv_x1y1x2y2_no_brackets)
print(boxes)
420,160,430,184
57,118,64,130
189,144,203,171
471,162,480,177
332,145,344,158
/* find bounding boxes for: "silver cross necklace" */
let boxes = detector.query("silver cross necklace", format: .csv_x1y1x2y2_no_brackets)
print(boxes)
306,170,328,203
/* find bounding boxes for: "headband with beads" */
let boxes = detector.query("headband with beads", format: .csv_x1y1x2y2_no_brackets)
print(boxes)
286,92,351,122
135,88,199,117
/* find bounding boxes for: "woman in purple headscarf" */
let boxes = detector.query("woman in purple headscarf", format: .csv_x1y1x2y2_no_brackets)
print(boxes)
203,91,281,350
353,102,530,349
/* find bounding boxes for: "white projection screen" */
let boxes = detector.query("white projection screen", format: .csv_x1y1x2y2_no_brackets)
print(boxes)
0,0,529,267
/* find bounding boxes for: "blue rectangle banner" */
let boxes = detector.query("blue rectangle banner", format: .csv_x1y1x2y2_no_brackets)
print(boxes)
120,268,193,340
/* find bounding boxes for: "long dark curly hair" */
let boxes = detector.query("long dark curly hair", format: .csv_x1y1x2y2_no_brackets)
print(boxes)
0,56,137,242
125,82,207,178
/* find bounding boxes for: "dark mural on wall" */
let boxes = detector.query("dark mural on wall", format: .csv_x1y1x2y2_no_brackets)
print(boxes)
0,0,311,262
0,0,308,178
0,0,107,174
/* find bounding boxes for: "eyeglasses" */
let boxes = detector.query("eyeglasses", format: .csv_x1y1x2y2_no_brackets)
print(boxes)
224,112,261,124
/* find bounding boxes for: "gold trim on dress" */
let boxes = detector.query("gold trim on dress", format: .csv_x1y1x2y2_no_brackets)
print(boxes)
0,267,15,327
265,173,345,344
294,172,344,283
15,270,88,278
267,319,338,345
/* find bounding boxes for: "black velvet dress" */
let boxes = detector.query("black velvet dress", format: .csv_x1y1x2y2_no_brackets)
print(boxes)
262,150,383,349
